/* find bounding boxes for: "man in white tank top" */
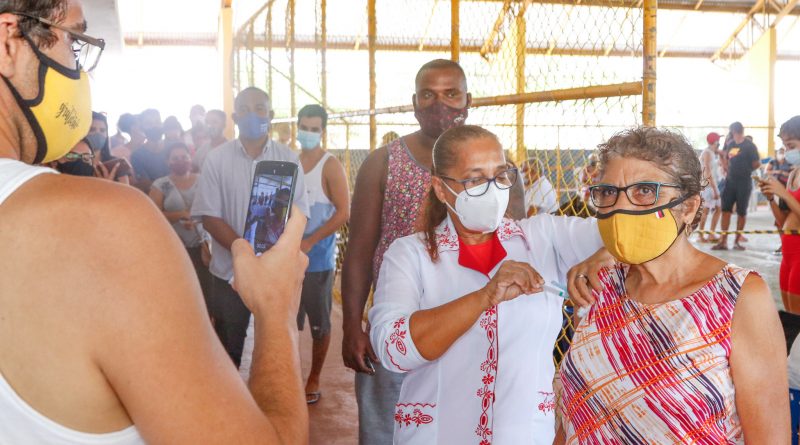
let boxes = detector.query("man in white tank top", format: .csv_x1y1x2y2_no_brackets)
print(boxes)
0,1,309,443
296,105,350,404
698,132,723,242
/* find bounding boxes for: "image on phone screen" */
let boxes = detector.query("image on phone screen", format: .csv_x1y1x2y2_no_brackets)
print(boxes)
244,162,297,255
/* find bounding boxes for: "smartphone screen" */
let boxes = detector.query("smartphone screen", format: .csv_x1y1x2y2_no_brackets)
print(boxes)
101,158,131,177
243,161,298,255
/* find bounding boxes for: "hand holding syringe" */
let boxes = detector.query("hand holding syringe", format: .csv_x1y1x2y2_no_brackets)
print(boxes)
544,281,590,319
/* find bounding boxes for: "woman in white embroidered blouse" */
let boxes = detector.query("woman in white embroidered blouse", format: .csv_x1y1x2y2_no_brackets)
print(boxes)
369,125,607,445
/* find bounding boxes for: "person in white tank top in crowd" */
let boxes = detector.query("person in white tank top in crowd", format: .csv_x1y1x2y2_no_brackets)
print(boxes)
698,132,723,243
296,104,350,404
0,1,310,443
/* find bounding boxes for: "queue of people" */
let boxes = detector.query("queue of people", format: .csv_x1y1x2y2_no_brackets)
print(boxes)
0,1,797,444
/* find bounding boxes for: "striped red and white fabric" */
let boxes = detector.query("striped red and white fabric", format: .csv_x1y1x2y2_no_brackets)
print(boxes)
560,263,752,445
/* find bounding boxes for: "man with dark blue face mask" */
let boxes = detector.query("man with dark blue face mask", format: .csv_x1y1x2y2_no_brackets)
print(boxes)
192,86,309,367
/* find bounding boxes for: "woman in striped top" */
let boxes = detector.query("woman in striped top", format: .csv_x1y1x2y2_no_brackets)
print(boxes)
557,128,789,444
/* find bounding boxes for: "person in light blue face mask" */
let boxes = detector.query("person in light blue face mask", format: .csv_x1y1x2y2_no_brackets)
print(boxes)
192,87,310,368
233,88,272,143
295,104,351,405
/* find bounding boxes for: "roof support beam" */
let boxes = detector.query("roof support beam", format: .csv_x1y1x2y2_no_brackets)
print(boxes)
463,0,800,14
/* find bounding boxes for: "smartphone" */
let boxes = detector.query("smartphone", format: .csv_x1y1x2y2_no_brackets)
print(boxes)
243,160,299,255
364,356,376,374
100,158,131,177
752,172,766,184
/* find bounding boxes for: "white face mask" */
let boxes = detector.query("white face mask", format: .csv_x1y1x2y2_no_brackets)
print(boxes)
442,180,510,233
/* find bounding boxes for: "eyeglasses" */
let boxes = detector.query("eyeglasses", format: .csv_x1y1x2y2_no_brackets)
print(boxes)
13,12,105,72
589,181,683,208
63,152,95,164
439,168,518,197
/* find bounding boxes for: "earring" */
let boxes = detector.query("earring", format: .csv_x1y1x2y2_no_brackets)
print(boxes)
684,223,692,236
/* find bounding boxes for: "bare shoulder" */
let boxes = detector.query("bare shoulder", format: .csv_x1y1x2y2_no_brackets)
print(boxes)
354,145,389,191
322,152,346,174
8,174,169,239
1,174,185,304
731,271,780,336
361,145,389,171
0,171,198,364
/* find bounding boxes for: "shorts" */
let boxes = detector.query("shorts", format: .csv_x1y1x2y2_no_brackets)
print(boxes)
782,235,800,295
700,187,720,209
720,179,752,216
296,270,334,339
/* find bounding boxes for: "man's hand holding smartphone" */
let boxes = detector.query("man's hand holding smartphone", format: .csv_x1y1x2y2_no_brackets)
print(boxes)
231,205,308,320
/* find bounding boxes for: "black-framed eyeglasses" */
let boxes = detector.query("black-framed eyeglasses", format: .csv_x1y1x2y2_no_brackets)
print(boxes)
63,152,95,164
13,12,105,72
439,168,518,197
589,181,683,208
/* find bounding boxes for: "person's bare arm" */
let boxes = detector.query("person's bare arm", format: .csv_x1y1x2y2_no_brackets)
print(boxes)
89,188,309,444
762,177,800,219
148,187,189,223
231,209,309,444
769,201,789,228
202,215,239,251
341,147,388,373
720,151,730,175
300,156,351,252
702,151,719,196
730,274,790,445
552,426,566,445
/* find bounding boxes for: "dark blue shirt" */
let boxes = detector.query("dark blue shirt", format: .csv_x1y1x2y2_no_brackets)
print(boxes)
131,146,169,182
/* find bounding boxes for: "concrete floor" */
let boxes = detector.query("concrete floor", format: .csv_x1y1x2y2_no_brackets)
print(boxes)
299,303,359,445
693,205,783,308
300,206,785,443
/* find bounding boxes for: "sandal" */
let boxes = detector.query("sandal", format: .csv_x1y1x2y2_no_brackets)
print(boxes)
306,392,322,405
733,243,746,251
710,243,728,251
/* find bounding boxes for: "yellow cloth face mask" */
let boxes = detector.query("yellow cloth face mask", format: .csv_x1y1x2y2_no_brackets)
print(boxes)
596,197,687,265
3,35,92,164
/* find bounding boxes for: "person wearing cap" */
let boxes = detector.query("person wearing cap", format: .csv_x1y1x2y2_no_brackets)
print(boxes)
698,132,723,242
713,122,762,251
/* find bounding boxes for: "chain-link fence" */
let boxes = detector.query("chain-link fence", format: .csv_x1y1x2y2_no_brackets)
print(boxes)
233,0,650,363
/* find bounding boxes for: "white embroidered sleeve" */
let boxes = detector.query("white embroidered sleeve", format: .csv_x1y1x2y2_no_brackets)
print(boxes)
519,215,603,282
368,238,429,373
547,215,604,278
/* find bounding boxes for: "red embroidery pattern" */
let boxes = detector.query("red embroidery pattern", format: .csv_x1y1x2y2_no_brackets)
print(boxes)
475,306,498,444
385,316,411,371
496,219,526,242
538,391,555,413
394,403,436,428
435,219,525,254
390,317,408,355
435,223,459,251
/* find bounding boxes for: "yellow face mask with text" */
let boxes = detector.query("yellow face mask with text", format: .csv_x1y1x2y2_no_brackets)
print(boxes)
596,197,687,265
3,35,92,164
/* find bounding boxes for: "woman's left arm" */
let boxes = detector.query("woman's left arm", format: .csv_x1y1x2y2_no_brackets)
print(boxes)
730,273,790,444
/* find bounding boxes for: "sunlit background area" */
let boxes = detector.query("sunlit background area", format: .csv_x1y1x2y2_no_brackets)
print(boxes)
86,0,800,154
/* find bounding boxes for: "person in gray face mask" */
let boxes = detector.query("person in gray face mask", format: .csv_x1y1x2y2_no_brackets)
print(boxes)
85,111,131,184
